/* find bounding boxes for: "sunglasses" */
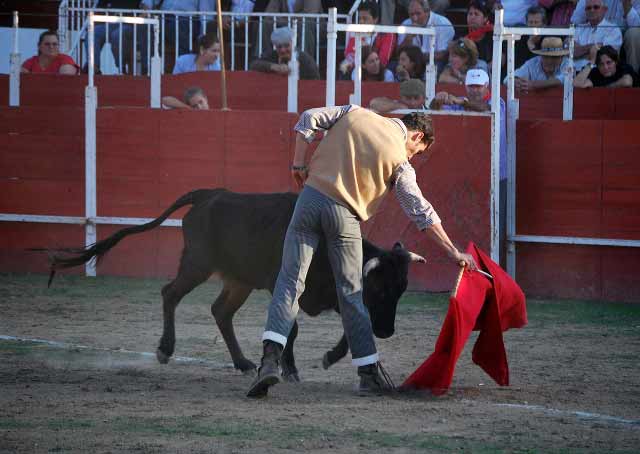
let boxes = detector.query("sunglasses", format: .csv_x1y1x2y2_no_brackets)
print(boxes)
585,5,602,10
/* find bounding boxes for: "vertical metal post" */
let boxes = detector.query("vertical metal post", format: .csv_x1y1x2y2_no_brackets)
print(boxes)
425,37,436,104
59,1,69,52
352,33,362,105
215,0,229,110
287,21,298,113
150,19,161,108
506,35,518,277
563,28,575,121
9,11,20,107
489,8,504,263
326,8,337,107
85,12,97,277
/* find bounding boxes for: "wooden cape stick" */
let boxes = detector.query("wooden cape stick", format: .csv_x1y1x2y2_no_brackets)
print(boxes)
215,0,228,110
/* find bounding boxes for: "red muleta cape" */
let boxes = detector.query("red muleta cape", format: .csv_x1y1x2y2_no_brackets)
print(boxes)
402,242,527,394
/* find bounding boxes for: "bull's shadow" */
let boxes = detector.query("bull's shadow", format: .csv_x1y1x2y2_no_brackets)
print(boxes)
45,189,426,381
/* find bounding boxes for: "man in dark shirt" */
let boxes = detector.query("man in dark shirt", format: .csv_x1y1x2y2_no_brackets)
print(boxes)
250,27,320,80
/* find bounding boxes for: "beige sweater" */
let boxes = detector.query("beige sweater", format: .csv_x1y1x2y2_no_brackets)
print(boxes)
305,108,407,221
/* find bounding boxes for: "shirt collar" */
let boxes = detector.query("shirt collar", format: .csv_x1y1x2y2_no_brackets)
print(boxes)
390,118,408,141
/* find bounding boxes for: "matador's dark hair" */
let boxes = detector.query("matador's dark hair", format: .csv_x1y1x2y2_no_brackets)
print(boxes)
401,112,434,144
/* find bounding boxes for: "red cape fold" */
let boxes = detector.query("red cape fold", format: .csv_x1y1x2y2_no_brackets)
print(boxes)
402,242,527,394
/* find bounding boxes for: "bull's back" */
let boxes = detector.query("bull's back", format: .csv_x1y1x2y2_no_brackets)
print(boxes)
182,190,298,289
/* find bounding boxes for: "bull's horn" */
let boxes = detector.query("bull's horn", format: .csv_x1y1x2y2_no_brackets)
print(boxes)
407,252,426,263
363,257,381,277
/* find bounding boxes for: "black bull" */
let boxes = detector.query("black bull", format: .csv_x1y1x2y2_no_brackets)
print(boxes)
47,189,426,380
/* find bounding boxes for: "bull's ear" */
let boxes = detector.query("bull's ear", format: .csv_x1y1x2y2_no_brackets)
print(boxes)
407,251,426,263
363,257,381,277
392,241,405,251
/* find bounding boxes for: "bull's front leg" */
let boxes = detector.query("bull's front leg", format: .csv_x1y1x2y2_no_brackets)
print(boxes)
281,321,300,382
322,333,349,369
211,281,257,375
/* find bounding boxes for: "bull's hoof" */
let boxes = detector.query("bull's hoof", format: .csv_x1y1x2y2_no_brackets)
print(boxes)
156,349,171,364
282,372,301,383
322,352,332,370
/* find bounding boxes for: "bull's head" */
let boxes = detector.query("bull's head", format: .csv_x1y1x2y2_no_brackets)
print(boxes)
362,242,426,339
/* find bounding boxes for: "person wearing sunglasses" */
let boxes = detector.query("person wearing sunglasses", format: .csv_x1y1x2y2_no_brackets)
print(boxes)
21,30,79,75
246,104,477,398
572,0,623,71
250,27,320,80
571,0,640,74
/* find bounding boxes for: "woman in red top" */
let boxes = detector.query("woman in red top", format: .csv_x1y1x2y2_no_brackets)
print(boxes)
338,1,396,79
21,30,79,75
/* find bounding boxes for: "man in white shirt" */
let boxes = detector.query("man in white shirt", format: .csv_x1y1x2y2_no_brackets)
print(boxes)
398,0,454,67
572,0,623,71
507,36,572,92
572,0,640,72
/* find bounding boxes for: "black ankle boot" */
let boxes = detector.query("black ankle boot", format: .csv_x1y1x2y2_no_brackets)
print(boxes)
246,340,283,398
357,363,392,395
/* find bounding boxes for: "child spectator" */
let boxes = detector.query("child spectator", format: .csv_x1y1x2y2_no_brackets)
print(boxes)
162,86,210,109
574,44,638,87
173,32,222,74
395,45,427,82
21,30,79,75
439,38,489,84
339,1,396,80
352,46,395,81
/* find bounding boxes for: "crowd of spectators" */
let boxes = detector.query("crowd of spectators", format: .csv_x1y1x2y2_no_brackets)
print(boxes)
20,0,640,91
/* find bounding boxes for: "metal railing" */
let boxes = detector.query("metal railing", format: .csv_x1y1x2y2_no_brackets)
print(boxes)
58,0,350,75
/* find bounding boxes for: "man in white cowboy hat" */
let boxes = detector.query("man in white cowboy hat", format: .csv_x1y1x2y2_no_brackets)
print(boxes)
250,27,320,80
572,0,623,71
507,36,572,93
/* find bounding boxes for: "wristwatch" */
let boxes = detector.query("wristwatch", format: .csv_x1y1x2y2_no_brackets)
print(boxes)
291,165,307,171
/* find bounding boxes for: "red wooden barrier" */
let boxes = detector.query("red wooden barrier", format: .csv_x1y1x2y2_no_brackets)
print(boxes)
7,73,640,120
0,106,491,291
517,119,640,302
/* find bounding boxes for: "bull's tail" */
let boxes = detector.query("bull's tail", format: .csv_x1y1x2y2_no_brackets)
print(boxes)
44,189,216,287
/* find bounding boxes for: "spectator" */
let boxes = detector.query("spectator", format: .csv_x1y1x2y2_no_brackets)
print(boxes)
398,0,455,69
140,0,215,57
162,86,210,109
352,46,395,81
369,78,427,113
21,30,79,75
461,0,496,66
572,0,640,73
506,36,571,92
538,0,576,26
429,68,507,266
574,44,638,87
497,0,539,25
339,1,396,79
250,27,320,79
513,6,547,70
573,0,623,71
395,45,427,81
90,0,141,74
252,0,322,58
439,38,488,84
173,32,222,74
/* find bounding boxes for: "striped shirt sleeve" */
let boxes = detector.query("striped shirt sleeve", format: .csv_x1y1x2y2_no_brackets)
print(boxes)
293,105,359,143
391,162,441,231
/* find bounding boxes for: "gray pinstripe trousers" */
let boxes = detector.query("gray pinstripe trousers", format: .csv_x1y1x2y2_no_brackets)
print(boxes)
262,185,379,366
